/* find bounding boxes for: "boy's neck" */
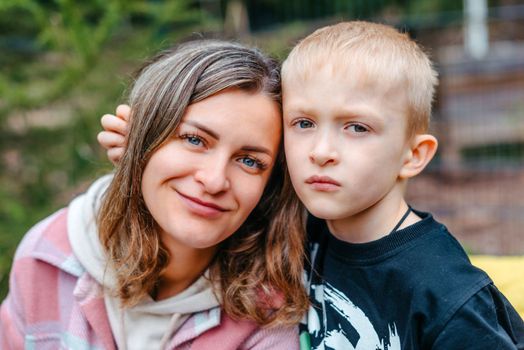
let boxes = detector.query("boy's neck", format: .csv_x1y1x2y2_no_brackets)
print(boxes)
326,193,420,244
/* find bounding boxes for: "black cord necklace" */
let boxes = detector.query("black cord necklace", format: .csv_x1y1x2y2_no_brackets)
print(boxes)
388,206,412,235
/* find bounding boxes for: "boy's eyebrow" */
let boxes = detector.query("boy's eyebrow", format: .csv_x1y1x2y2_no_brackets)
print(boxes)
184,121,219,140
286,104,383,123
336,105,383,122
283,104,316,116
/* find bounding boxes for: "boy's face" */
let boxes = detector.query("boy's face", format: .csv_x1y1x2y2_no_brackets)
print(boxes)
283,64,412,222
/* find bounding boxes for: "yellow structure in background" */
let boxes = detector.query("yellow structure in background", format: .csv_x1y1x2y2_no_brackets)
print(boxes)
470,255,524,318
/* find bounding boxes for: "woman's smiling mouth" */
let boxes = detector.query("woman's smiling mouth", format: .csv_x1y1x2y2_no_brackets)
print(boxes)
176,191,229,218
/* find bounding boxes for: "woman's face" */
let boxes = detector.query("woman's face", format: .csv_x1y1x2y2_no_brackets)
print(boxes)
141,88,281,251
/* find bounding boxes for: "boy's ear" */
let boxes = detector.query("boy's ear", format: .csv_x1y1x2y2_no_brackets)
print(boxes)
399,134,438,179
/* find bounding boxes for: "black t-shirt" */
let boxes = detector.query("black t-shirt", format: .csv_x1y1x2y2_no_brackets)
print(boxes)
299,210,524,349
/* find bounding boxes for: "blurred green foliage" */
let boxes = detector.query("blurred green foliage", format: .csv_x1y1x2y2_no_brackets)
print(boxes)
0,0,209,114
0,0,217,299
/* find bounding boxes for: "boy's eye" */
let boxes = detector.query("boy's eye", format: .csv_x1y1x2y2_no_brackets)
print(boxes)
346,124,369,133
295,119,314,129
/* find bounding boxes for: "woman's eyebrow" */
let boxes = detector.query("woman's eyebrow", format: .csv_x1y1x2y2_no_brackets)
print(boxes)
240,145,273,156
184,121,273,156
184,121,219,140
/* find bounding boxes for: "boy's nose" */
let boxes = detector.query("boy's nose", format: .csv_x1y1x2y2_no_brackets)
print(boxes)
309,133,339,166
194,156,231,194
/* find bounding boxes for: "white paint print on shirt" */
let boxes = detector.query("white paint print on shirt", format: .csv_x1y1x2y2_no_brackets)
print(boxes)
308,282,401,350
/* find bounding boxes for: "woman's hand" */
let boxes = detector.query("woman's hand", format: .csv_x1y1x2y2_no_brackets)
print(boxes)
97,104,130,165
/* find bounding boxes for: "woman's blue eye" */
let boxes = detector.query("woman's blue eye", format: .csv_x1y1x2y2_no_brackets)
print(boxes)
186,136,202,146
298,120,313,128
241,157,257,168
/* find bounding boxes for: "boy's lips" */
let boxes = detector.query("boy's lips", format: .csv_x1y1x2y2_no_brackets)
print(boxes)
305,175,341,191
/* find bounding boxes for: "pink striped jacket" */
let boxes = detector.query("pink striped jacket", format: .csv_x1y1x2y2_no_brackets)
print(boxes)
0,209,299,349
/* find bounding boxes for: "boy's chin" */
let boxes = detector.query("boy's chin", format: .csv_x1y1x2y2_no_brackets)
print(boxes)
306,205,349,221
295,192,358,221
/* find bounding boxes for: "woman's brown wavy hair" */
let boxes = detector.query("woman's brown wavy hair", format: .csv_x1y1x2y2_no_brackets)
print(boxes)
97,40,308,327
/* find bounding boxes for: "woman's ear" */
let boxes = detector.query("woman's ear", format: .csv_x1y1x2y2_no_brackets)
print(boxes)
399,134,438,179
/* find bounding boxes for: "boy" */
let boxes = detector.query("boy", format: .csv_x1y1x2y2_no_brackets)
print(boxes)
99,21,524,349
282,21,524,349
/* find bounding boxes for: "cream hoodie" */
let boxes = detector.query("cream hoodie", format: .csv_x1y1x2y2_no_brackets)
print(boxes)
67,175,220,350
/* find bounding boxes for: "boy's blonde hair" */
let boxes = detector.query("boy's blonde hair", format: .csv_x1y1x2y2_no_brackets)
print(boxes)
282,21,438,136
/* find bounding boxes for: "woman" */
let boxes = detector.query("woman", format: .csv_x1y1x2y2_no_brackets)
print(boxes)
0,40,308,349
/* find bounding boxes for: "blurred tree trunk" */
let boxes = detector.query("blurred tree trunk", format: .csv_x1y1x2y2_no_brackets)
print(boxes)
224,0,250,37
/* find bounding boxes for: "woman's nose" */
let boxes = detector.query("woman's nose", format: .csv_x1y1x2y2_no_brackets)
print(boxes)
194,155,231,194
